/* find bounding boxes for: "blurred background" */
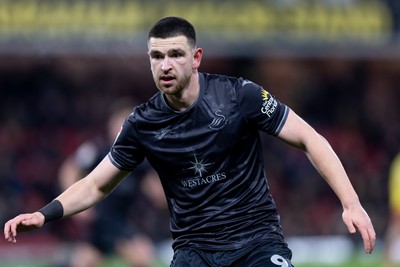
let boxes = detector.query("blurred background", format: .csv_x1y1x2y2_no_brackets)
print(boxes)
0,0,399,266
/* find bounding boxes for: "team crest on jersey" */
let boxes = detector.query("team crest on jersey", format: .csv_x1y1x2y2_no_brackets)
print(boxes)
260,89,277,117
209,110,227,130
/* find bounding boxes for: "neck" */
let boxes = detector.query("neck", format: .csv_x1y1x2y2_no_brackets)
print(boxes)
165,73,200,111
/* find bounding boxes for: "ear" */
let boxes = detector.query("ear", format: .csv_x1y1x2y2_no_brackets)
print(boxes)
192,48,203,69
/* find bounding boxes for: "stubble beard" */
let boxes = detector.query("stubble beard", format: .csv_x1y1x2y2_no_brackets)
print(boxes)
156,71,192,97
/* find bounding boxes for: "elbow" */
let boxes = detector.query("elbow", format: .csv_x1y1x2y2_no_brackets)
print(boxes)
300,130,328,153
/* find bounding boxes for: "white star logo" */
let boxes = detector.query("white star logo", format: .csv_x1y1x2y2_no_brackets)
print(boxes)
188,154,212,177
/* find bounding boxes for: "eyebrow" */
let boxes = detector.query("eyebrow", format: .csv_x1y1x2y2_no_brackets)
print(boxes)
149,48,186,56
169,48,186,54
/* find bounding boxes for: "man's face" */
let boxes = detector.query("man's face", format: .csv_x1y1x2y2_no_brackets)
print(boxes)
148,36,196,96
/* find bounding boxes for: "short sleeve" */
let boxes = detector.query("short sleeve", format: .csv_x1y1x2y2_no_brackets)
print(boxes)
237,80,288,135
108,115,145,171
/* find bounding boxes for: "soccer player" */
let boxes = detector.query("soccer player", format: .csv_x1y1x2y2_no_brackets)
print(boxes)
4,16,376,266
383,152,400,266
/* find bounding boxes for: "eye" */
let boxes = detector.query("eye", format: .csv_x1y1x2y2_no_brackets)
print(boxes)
170,49,185,58
150,52,163,60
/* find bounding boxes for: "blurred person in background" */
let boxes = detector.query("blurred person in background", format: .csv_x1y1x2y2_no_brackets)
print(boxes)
58,98,171,267
4,16,375,267
383,152,400,267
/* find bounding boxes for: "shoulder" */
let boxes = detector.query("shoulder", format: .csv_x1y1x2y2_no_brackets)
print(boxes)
201,72,259,105
127,92,164,123
202,72,245,90
203,73,263,94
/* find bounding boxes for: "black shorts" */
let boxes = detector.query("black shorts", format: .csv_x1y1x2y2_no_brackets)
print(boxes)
170,241,294,267
90,216,135,254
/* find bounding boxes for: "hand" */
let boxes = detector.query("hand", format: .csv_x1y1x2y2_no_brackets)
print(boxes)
342,203,376,254
4,212,45,243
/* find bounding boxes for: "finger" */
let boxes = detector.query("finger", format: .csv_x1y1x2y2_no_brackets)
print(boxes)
4,222,16,243
343,215,356,234
11,215,27,237
366,225,376,254
8,235,16,243
18,219,33,232
21,219,31,226
359,224,375,254
348,224,356,234
3,222,9,239
10,221,17,240
362,235,371,253
4,228,9,241
11,215,29,233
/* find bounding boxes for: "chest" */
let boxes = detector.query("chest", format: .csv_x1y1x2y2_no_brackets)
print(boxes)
139,98,248,170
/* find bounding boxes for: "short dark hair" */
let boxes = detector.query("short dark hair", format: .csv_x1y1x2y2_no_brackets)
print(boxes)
148,16,196,48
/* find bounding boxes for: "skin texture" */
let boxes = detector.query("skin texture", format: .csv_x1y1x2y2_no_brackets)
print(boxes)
148,36,202,111
4,34,376,255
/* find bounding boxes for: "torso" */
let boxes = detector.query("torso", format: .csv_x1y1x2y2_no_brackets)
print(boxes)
110,72,289,250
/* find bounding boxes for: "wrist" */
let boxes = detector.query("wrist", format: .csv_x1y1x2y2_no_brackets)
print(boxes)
38,199,64,224
341,195,360,210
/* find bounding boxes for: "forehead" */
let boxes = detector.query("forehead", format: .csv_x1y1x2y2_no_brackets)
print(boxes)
148,36,191,53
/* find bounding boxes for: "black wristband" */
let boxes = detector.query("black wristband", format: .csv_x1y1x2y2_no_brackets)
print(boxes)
38,200,64,223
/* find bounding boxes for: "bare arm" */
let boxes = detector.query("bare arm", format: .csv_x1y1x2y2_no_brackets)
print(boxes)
56,156,129,216
4,156,129,242
278,108,376,254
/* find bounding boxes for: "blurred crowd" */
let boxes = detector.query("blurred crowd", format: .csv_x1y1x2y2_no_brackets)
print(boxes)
0,55,398,264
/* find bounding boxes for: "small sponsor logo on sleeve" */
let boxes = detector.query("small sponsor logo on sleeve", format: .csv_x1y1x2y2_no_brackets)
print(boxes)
260,89,277,117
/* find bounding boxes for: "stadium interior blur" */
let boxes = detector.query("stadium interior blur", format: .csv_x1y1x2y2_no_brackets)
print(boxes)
0,0,399,266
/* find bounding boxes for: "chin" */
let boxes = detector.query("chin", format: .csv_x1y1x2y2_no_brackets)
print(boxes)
161,86,182,95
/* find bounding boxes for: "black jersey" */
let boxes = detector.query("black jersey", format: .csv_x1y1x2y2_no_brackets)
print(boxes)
109,72,289,251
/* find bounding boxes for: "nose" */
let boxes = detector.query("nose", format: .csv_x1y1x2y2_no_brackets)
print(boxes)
161,57,172,72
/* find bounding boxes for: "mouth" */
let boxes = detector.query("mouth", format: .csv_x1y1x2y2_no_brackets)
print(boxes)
160,75,175,86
